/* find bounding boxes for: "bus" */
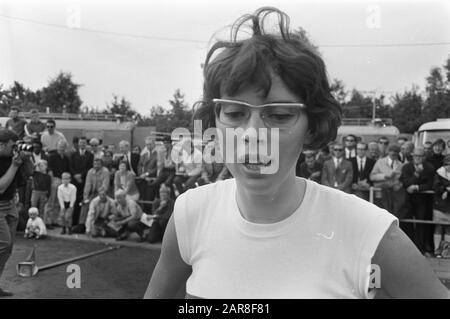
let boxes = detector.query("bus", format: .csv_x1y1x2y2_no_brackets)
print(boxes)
414,118,450,148
337,118,400,144
0,112,156,148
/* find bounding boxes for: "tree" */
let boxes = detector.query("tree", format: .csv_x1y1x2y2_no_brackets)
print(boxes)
342,89,373,118
330,79,348,106
40,72,82,113
167,89,192,130
391,88,424,133
0,81,41,115
105,94,137,117
422,66,450,121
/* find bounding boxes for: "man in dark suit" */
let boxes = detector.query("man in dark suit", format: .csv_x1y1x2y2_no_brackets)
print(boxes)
70,136,94,226
116,140,140,175
321,143,353,193
350,142,376,201
344,134,357,159
137,137,159,212
400,147,435,256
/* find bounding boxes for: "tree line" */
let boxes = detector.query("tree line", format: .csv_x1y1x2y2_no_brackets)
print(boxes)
0,55,449,134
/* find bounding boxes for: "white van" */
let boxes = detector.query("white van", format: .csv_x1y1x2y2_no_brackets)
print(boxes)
414,118,450,148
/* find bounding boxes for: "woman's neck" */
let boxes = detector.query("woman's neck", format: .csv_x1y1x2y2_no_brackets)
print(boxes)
235,173,305,224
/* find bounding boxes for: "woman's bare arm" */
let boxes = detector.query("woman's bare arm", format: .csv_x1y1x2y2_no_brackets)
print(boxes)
144,215,191,298
372,223,449,299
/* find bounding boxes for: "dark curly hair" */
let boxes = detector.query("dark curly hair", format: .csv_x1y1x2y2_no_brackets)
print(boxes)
193,7,341,150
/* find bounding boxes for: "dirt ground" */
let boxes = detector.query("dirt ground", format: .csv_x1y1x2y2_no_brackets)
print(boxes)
0,235,186,299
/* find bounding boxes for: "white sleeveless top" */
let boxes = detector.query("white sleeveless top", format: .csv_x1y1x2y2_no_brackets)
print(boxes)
174,178,397,299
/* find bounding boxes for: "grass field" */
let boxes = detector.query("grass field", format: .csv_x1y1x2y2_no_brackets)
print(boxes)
0,234,187,298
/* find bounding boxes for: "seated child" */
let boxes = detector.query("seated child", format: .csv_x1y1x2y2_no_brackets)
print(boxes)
24,207,47,239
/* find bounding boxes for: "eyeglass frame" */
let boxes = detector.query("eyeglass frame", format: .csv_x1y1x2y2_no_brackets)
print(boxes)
211,98,306,129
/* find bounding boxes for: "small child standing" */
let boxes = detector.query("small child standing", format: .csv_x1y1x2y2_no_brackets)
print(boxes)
24,207,47,239
30,160,52,228
57,172,77,235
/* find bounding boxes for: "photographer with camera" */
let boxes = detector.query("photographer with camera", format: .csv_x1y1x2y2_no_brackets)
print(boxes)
0,129,33,297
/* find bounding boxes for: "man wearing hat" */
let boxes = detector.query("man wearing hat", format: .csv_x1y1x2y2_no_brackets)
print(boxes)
370,143,405,215
400,147,435,256
0,129,33,296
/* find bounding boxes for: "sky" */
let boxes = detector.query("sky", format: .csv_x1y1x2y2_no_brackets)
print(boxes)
0,0,449,116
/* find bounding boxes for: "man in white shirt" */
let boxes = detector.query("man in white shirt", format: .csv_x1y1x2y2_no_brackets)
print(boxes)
57,172,77,234
40,119,67,154
370,144,405,215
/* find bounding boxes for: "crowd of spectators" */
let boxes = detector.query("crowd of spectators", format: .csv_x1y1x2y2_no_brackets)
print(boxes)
296,134,450,258
2,107,231,244
3,107,450,255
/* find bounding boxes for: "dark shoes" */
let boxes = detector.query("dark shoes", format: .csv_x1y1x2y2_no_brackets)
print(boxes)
0,288,13,297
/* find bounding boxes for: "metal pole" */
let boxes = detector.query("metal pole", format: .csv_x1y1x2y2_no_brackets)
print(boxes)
38,245,121,272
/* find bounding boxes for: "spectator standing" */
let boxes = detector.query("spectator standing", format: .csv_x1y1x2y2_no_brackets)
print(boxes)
116,140,139,175
89,138,104,161
367,141,380,161
154,136,176,188
70,136,94,226
133,145,142,156
432,154,450,256
24,109,46,141
0,129,33,297
350,142,376,201
321,143,353,193
5,106,27,139
66,136,79,159
57,172,76,235
45,140,70,226
377,136,389,158
298,150,322,183
30,141,48,169
370,144,404,216
400,147,435,255
102,150,116,197
137,137,159,211
173,140,203,195
24,207,46,239
85,187,117,238
344,134,357,159
114,161,139,201
40,119,67,155
83,158,110,200
423,141,433,158
399,141,414,164
427,138,446,171
30,160,51,228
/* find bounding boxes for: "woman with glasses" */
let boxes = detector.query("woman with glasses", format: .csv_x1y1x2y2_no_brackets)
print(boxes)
145,7,448,299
